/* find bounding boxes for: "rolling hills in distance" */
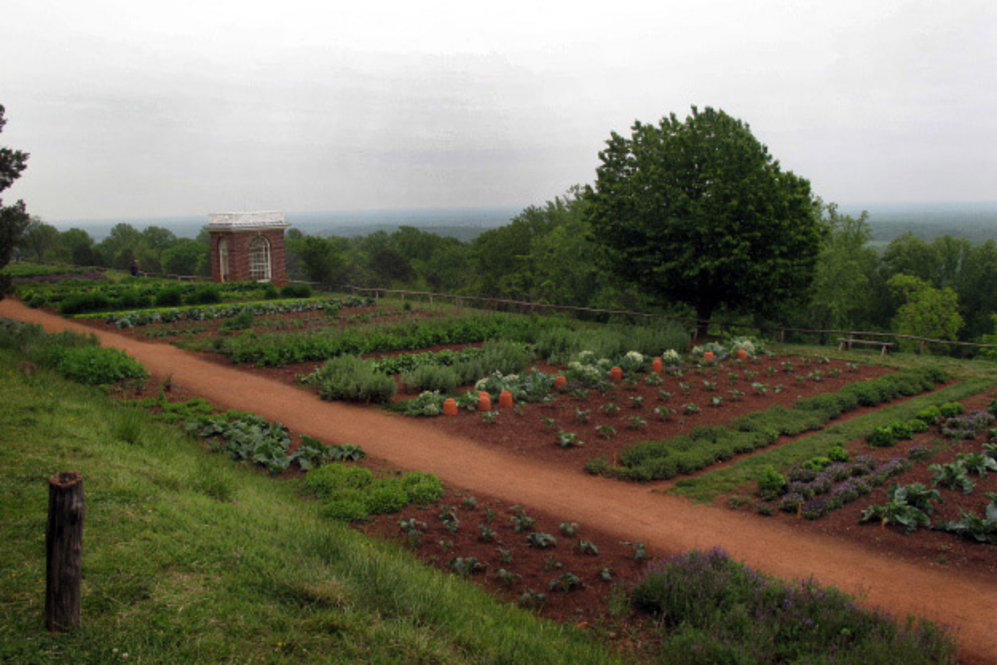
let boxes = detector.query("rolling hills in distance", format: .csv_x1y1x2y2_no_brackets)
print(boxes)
51,202,995,244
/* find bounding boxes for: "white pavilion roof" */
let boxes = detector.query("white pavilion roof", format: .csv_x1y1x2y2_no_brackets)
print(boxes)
205,211,289,231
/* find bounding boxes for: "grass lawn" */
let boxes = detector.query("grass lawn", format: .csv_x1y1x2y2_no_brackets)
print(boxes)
0,349,621,665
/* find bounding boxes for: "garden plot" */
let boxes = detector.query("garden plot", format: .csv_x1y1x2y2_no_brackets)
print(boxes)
722,392,997,576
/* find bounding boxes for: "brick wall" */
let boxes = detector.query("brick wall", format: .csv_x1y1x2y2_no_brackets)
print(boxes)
208,229,287,285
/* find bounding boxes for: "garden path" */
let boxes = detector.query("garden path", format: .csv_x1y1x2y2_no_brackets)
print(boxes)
2,298,994,665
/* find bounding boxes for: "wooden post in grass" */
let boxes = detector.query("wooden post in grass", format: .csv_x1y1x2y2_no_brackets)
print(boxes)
45,472,84,632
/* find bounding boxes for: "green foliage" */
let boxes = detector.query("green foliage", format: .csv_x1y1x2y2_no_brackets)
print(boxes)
888,273,964,346
222,313,546,367
191,414,295,473
937,494,997,544
302,355,396,403
860,484,941,533
756,465,787,500
603,368,947,482
46,344,148,385
280,282,312,298
585,106,825,329
929,461,975,493
401,364,461,392
630,549,954,665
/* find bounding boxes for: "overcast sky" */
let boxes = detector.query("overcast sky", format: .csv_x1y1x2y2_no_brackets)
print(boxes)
2,0,995,221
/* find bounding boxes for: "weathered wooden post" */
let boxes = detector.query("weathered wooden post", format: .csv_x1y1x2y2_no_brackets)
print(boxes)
45,472,84,632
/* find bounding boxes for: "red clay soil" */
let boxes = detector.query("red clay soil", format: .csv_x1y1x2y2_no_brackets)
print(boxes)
3,298,995,665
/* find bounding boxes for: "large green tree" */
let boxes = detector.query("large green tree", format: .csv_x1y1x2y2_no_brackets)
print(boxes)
0,104,31,295
585,106,826,333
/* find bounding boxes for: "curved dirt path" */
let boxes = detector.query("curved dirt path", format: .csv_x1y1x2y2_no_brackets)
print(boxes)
3,299,995,664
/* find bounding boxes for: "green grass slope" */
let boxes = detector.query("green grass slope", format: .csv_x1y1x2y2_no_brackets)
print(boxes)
0,350,620,665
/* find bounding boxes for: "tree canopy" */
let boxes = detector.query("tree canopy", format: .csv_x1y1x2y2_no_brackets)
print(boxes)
0,104,31,294
585,106,826,331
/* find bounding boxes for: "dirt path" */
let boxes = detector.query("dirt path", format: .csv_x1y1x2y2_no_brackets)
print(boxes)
4,299,995,664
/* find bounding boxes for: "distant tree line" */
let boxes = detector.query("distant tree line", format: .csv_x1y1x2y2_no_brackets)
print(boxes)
5,104,994,354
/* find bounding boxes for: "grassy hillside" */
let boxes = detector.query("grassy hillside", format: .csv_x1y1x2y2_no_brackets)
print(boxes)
0,351,620,665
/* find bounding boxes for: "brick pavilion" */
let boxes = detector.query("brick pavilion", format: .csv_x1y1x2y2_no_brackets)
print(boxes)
205,211,290,285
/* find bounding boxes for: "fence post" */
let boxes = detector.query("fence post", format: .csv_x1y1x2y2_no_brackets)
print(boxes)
45,472,84,632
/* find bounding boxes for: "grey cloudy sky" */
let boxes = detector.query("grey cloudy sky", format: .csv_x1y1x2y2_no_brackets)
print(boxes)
2,0,995,220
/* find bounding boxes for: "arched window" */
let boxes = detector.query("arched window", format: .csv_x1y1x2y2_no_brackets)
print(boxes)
249,236,271,281
218,238,230,282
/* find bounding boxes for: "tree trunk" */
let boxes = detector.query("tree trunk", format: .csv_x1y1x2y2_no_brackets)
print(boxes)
45,472,84,632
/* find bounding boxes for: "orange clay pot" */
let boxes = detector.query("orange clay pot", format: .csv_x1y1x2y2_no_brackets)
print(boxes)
736,348,748,360
442,398,458,416
554,374,567,390
703,351,715,360
651,357,663,374
477,391,492,412
498,389,514,409
610,366,623,381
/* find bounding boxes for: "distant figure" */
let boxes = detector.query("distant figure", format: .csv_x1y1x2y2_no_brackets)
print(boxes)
130,259,141,277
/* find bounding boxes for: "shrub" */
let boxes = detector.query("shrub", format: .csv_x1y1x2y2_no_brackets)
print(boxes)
827,445,850,462
907,418,929,433
46,345,148,385
401,364,461,392
303,355,396,403
939,402,964,418
364,480,410,514
185,284,221,305
155,286,184,306
632,549,953,664
756,465,787,500
280,283,312,298
303,463,374,498
915,405,942,425
866,425,898,448
322,493,370,521
402,472,445,504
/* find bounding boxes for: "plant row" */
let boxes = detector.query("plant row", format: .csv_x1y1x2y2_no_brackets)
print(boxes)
19,277,288,314
588,367,949,481
89,295,371,328
632,547,953,665
301,463,445,522
0,317,147,385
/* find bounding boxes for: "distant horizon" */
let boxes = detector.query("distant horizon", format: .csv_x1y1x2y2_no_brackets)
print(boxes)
45,199,997,228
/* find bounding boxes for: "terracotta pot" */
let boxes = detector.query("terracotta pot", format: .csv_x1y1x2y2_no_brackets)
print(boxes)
610,366,623,381
498,389,514,409
703,351,715,360
442,398,458,416
477,391,492,412
651,357,663,374
736,348,748,360
554,374,567,390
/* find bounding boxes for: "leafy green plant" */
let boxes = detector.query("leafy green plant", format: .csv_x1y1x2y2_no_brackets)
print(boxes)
860,483,941,533
527,532,557,549
548,572,583,592
623,540,647,561
302,355,396,403
479,410,499,425
556,430,584,448
626,416,648,431
756,465,787,500
596,424,617,439
477,524,497,543
652,405,674,421
510,510,535,532
573,408,590,424
558,521,579,536
449,556,486,576
600,402,620,416
937,494,997,543
682,402,700,415
930,461,975,493
577,540,599,555
957,452,997,476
